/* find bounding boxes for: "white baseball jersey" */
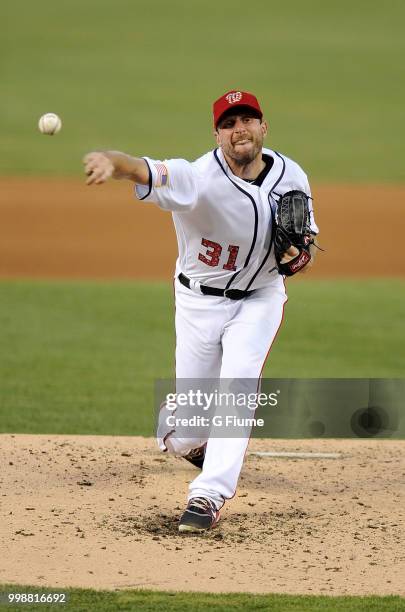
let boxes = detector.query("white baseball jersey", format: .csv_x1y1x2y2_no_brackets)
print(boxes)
135,147,318,290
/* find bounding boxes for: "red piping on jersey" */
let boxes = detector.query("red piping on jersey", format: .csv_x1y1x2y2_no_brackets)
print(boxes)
227,278,288,502
257,279,288,381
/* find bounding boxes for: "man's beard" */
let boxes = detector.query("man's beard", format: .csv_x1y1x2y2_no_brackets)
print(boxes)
226,138,262,166
230,148,257,166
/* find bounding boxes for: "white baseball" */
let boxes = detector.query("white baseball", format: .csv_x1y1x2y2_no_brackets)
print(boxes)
38,113,62,135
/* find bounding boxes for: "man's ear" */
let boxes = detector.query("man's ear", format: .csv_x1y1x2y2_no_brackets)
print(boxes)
261,120,268,138
214,129,221,146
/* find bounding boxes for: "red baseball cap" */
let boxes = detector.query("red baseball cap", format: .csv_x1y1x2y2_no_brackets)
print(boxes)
213,90,263,128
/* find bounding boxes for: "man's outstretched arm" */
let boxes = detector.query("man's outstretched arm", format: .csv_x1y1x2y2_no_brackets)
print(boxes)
83,151,149,185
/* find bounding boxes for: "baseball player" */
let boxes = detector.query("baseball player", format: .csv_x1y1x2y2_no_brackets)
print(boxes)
83,90,319,533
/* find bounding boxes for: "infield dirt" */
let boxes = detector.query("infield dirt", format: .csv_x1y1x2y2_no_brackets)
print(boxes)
0,435,404,596
1,178,404,279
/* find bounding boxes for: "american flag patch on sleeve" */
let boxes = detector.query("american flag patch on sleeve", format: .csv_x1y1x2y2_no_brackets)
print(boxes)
154,163,169,188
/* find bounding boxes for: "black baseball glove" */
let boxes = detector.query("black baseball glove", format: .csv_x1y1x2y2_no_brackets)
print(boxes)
274,190,314,276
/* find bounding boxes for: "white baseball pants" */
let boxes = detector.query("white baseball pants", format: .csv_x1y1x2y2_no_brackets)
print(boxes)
162,277,287,509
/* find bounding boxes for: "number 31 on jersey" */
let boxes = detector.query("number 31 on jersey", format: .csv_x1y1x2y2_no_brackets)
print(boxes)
198,238,240,271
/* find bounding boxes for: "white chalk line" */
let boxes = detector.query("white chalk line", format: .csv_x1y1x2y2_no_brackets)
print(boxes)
250,451,343,459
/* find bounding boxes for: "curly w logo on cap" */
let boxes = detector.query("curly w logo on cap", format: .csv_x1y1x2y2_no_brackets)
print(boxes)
213,90,263,127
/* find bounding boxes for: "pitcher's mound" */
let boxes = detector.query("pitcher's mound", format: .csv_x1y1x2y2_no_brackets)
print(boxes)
1,434,404,596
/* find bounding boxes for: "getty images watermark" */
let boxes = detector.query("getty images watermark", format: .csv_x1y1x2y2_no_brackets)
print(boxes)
164,389,280,428
155,379,403,439
165,389,280,411
155,384,283,438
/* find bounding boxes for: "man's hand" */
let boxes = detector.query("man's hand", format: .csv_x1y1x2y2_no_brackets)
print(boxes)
280,245,299,264
83,151,150,185
280,240,319,274
83,152,115,185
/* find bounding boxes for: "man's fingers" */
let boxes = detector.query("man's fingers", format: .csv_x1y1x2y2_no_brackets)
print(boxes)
95,172,109,184
286,245,299,257
83,153,100,170
87,168,113,185
83,152,114,185
87,170,103,185
84,164,96,177
84,159,99,184
85,167,104,185
83,152,113,185
86,172,97,186
280,245,300,264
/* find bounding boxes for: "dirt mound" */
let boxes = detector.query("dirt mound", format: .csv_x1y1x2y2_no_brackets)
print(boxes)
1,434,404,595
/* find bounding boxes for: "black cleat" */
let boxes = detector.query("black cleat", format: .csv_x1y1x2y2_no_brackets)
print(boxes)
178,496,220,533
183,444,206,469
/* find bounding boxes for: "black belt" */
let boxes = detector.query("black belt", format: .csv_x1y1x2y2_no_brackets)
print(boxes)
178,273,254,301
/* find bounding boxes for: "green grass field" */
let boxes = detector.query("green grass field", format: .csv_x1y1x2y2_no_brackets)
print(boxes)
1,0,404,181
0,587,404,612
0,278,403,435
